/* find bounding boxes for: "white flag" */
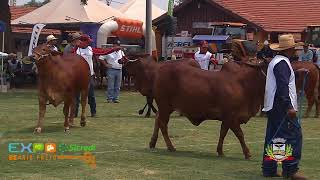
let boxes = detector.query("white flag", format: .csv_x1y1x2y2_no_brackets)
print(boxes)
28,23,46,56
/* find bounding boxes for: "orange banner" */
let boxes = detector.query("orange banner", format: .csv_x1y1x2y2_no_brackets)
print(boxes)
112,18,143,39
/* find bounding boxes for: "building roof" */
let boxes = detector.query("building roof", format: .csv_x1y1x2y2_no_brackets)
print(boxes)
213,0,320,32
154,0,320,33
10,6,38,20
10,6,59,35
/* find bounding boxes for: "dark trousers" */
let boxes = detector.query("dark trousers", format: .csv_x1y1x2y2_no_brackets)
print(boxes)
75,76,96,116
262,104,302,177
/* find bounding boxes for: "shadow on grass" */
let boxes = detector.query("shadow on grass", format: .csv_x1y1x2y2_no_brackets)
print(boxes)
135,148,248,162
9,124,84,134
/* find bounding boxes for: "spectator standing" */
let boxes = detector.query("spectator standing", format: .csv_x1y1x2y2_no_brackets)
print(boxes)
99,40,127,103
194,40,217,70
75,34,96,117
299,44,313,62
46,35,59,52
64,33,81,55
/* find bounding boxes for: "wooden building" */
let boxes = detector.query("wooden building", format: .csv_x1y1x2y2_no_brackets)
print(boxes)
153,0,320,58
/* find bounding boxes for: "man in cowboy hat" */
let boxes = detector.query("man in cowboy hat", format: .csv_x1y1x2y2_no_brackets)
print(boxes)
64,32,81,55
59,40,68,52
46,35,59,52
262,34,307,180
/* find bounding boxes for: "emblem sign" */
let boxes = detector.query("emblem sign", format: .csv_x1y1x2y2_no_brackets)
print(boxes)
265,138,294,164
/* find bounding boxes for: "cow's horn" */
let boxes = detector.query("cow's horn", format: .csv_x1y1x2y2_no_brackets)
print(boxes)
128,59,138,62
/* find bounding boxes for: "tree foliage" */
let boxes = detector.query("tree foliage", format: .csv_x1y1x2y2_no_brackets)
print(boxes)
25,0,50,7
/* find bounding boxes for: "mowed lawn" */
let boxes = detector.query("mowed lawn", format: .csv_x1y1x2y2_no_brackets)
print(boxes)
0,89,319,180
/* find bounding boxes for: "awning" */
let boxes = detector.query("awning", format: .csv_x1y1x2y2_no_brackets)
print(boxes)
192,35,231,44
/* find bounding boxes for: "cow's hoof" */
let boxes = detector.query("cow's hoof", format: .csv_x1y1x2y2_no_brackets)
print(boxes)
64,127,70,133
34,127,42,133
167,147,176,152
314,115,319,118
149,142,156,149
80,121,86,127
217,152,225,157
145,114,151,118
138,110,144,115
245,154,252,160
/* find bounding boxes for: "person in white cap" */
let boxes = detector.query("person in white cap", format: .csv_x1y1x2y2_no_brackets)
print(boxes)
257,40,274,59
46,35,59,52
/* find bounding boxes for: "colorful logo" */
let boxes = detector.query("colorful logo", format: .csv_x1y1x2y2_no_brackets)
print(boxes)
33,143,45,153
58,144,96,152
265,138,294,164
8,142,96,168
45,143,57,153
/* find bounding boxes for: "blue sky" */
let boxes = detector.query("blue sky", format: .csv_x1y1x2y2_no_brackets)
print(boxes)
15,0,168,10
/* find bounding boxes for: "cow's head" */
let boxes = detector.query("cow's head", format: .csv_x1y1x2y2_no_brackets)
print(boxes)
119,54,155,76
32,43,59,62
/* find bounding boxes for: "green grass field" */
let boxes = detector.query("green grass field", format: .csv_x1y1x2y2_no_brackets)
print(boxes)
0,89,319,180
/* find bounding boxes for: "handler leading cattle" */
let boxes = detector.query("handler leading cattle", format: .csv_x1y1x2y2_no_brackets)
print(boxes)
32,43,90,133
262,34,307,180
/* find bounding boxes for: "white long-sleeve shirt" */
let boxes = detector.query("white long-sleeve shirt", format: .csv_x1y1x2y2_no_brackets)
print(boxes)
76,46,94,76
194,51,212,70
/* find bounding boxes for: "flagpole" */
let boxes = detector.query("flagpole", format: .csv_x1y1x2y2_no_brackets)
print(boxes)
145,0,152,55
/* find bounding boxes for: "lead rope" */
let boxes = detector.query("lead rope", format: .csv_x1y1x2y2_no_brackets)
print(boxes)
267,69,308,144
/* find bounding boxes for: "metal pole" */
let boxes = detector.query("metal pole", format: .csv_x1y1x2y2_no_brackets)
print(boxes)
145,0,152,55
1,32,4,86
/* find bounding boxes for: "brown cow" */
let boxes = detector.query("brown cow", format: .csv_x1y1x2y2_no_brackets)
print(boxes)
121,57,201,117
291,61,320,118
32,44,90,133
149,60,267,159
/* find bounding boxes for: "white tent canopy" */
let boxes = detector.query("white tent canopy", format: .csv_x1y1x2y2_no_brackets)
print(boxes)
119,0,165,23
12,0,127,25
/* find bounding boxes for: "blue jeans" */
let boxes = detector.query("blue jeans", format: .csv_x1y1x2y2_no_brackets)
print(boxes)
262,104,302,177
106,68,122,101
75,76,96,116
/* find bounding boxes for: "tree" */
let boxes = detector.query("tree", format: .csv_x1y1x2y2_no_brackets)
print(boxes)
25,0,51,7
81,0,88,5
175,0,185,6
0,0,12,52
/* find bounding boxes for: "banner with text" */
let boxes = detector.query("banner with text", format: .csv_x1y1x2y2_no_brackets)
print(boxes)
28,24,46,56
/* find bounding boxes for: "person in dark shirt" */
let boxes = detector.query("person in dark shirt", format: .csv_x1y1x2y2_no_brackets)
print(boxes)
6,53,21,88
262,34,307,180
63,32,81,55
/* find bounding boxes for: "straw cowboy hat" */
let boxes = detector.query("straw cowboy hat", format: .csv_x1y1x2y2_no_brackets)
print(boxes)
46,35,58,43
270,34,303,51
61,40,68,45
71,32,81,41
8,53,17,57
